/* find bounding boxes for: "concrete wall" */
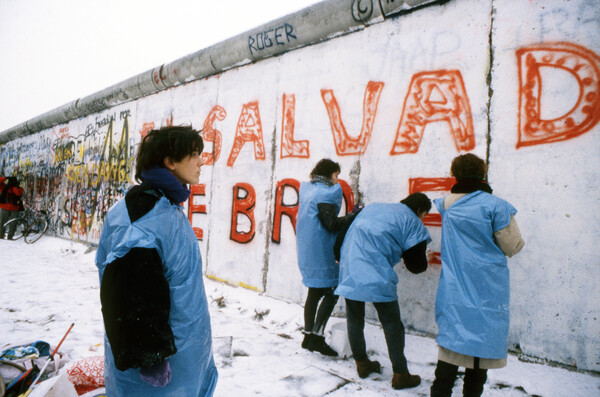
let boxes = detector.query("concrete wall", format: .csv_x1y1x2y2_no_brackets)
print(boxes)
1,0,598,372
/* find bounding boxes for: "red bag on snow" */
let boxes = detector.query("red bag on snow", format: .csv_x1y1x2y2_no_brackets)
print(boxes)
66,356,104,395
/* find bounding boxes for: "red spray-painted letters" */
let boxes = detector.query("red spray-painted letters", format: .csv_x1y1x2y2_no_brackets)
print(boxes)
321,81,384,156
517,42,600,148
391,70,475,155
188,184,207,240
409,177,456,265
227,102,266,166
231,183,257,243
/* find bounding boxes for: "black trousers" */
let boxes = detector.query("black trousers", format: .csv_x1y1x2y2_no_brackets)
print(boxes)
304,287,339,335
0,209,19,238
431,360,488,397
345,298,408,374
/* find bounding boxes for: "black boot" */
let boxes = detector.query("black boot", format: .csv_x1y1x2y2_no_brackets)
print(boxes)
301,333,313,350
309,335,338,357
430,360,458,397
463,368,487,397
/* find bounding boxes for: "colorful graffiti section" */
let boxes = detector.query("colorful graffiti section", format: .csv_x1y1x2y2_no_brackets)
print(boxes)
0,113,134,242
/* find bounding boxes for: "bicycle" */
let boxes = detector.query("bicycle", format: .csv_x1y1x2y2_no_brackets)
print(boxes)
1,208,49,243
1,207,34,240
24,209,50,244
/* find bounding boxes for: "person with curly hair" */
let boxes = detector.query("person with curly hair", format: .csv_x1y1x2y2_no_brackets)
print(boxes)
431,153,524,397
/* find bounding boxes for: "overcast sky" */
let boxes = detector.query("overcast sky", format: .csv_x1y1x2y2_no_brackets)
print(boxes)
0,0,322,132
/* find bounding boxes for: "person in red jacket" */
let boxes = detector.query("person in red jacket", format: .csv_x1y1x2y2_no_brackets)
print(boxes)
0,176,25,239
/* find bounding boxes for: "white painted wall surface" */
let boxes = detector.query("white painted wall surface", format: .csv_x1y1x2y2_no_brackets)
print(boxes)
1,0,598,371
489,0,600,371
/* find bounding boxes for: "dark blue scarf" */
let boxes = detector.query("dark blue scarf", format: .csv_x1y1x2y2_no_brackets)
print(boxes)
140,167,191,204
451,177,493,194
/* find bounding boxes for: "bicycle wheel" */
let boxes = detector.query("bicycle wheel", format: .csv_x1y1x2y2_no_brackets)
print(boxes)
3,218,27,240
24,217,48,244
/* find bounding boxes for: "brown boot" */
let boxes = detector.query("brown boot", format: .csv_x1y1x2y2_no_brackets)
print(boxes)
391,372,421,389
355,359,381,378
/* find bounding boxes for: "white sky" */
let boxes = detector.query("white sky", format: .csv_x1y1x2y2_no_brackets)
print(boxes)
0,0,323,132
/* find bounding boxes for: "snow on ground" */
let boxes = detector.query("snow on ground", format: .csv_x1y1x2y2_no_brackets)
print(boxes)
1,236,599,397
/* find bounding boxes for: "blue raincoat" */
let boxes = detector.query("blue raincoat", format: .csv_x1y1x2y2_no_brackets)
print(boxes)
96,195,218,396
296,181,343,288
434,191,517,359
335,203,431,302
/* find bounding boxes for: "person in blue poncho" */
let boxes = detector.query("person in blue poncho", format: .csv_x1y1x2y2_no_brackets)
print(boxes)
296,158,359,357
335,192,432,390
430,153,524,397
96,125,218,397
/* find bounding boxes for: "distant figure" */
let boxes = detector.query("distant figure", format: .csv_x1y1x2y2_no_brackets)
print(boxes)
296,158,358,357
0,176,24,239
335,193,432,390
96,125,218,396
431,153,524,397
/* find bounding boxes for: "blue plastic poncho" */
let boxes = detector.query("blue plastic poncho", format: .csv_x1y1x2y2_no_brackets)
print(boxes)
96,196,218,396
296,181,343,288
434,191,517,359
335,203,431,302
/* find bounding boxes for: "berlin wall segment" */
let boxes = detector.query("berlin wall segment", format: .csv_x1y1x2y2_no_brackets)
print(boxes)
189,42,600,251
0,42,598,246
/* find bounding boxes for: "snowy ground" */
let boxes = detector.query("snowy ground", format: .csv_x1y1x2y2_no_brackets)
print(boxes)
1,236,599,397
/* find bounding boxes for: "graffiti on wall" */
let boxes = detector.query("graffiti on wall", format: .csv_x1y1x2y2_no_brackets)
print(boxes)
227,102,266,166
281,94,309,158
188,184,207,239
202,106,226,165
272,178,300,243
248,23,297,55
391,70,475,154
517,42,600,148
0,111,136,243
226,178,355,245
408,177,456,265
1,42,598,249
215,70,476,166
183,42,599,254
321,81,384,156
63,116,133,240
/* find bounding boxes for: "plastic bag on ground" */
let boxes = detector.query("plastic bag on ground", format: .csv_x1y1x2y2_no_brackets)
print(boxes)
66,356,104,396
